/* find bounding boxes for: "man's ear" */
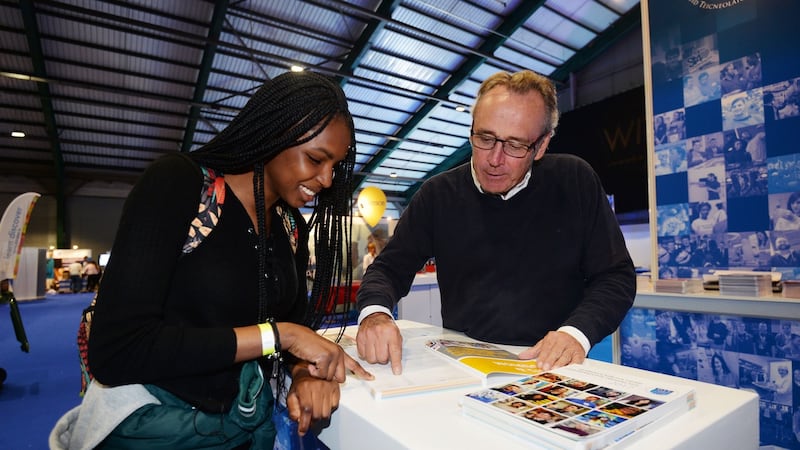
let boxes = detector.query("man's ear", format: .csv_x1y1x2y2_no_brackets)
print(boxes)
532,131,554,161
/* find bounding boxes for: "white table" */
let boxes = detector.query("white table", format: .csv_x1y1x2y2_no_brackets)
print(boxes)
318,321,759,450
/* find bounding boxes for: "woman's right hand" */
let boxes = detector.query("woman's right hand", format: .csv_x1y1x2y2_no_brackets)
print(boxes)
278,322,373,382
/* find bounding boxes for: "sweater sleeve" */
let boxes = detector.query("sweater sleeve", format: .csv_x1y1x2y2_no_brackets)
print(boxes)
88,154,238,385
561,158,636,346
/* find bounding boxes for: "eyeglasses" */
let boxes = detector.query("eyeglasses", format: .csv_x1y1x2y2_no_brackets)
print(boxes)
469,130,546,158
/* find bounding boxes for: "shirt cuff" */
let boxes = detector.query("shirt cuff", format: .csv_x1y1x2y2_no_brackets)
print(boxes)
558,326,591,356
358,305,394,325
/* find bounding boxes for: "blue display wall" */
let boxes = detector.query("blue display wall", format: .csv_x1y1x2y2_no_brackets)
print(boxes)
619,308,799,448
642,1,800,447
647,0,800,282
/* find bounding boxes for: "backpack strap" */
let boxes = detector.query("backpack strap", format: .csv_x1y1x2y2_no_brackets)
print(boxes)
183,166,225,254
275,204,299,255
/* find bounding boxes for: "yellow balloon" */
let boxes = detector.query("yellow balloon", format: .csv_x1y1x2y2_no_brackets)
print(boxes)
357,186,387,227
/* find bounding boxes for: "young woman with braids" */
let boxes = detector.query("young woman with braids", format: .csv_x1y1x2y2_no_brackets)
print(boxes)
50,71,372,449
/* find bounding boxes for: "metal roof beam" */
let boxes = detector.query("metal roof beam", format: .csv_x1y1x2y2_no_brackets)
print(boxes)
182,0,229,152
18,0,68,247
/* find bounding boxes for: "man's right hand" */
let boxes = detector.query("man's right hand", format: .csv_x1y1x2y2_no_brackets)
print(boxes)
356,312,404,375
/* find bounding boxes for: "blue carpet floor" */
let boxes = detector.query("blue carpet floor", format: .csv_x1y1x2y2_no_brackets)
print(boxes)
0,292,91,449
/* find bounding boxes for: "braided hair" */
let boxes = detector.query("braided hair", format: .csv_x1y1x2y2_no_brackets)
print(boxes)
188,71,356,335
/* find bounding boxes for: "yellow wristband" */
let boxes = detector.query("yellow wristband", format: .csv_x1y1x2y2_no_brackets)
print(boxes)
257,322,276,356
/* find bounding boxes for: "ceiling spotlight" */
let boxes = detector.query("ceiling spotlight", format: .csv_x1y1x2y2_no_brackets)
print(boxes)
290,65,304,72
11,131,25,138
389,172,398,178
455,106,466,112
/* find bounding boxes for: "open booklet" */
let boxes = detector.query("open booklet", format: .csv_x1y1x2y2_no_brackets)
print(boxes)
323,323,541,400
425,338,541,379
460,364,696,450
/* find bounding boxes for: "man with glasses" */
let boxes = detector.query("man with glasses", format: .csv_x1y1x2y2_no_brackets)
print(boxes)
355,70,635,374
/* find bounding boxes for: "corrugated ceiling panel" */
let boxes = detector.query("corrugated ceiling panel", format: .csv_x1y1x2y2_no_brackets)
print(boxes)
382,157,437,172
0,87,40,109
494,46,557,76
64,153,153,168
58,103,185,130
548,0,619,32
0,53,33,78
389,151,444,166
392,4,486,50
345,82,423,113
370,29,462,90
51,84,188,118
349,100,410,125
0,148,52,160
528,8,597,50
0,4,23,27
403,129,462,152
0,107,41,125
207,60,272,94
420,114,471,137
354,64,437,96
356,134,387,146
506,26,576,66
381,156,436,172
405,0,508,27
359,51,447,93
82,0,210,33
354,116,402,137
245,1,363,37
42,63,192,105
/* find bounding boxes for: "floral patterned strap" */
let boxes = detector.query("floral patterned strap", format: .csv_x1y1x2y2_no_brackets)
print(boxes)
183,166,225,254
275,205,298,254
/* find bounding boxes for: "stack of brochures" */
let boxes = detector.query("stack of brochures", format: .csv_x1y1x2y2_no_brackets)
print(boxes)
653,278,703,294
460,364,696,450
718,273,773,297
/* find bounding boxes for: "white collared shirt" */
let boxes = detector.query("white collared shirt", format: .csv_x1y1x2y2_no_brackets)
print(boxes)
469,157,531,200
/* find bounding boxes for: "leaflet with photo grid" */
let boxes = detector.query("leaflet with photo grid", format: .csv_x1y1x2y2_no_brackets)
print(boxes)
461,364,696,450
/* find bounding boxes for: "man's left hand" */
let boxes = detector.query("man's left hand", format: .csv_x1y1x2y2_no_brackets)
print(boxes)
518,331,585,371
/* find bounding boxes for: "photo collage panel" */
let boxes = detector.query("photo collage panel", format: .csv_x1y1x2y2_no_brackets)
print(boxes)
619,307,800,449
651,22,800,281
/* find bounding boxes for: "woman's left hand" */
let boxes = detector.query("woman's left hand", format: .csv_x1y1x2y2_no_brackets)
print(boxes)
286,361,340,436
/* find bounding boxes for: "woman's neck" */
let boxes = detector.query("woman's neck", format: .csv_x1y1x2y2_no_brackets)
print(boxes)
226,171,274,231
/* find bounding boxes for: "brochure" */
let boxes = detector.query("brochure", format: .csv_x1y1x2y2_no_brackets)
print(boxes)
461,364,696,450
326,327,539,400
425,338,542,379
327,326,484,400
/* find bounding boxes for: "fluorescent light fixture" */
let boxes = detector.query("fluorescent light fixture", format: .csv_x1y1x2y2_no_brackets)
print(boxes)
11,131,25,138
0,71,47,82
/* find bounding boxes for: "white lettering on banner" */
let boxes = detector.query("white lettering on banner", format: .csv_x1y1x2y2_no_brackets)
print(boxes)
0,192,40,279
687,0,747,9
4,207,23,259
